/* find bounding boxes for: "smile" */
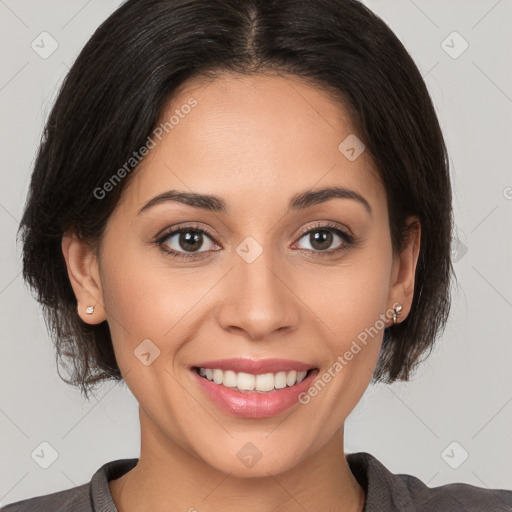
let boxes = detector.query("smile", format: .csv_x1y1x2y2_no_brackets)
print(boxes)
195,367,312,393
190,359,320,418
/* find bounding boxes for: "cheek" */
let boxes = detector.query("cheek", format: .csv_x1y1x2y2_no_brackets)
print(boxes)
307,248,392,344
99,242,219,359
302,239,393,392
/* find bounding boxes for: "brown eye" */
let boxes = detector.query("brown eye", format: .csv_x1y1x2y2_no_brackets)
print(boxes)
156,226,219,260
161,229,215,253
295,224,353,254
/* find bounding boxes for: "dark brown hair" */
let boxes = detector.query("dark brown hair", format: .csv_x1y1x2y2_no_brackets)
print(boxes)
19,0,455,400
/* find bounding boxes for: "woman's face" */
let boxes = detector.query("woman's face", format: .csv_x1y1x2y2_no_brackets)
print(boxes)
69,72,418,477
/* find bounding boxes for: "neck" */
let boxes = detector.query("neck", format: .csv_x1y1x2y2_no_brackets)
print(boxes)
109,409,365,512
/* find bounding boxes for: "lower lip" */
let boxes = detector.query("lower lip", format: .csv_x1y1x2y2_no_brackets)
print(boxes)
192,368,319,418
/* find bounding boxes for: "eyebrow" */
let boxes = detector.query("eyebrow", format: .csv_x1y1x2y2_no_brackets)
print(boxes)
137,186,372,217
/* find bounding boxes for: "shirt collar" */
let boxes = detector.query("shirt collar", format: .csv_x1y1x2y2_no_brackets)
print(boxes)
90,452,414,512
347,452,415,512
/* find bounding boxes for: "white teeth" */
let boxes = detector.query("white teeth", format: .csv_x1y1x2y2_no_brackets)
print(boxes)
213,369,223,385
286,370,297,386
237,372,255,391
255,373,275,392
274,371,287,389
223,370,237,388
197,367,310,392
297,371,307,384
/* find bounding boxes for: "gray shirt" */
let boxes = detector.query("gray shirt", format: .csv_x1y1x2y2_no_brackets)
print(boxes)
2,452,511,511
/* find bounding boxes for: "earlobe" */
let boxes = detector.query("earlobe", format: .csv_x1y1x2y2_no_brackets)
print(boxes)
61,233,107,325
387,216,421,324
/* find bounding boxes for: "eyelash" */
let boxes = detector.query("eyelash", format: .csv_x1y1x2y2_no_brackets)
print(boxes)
154,222,355,261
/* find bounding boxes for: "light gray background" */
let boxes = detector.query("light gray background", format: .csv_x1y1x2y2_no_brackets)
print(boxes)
1,0,511,507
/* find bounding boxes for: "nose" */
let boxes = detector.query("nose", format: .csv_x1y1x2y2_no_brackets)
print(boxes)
216,248,300,341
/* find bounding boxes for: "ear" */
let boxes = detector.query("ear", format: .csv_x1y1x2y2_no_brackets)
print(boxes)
387,216,421,325
61,232,107,325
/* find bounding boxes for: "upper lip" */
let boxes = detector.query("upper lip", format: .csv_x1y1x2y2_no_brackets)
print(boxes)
192,358,316,374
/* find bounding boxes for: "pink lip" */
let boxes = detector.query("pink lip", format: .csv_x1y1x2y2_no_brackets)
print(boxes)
191,366,320,418
191,358,315,374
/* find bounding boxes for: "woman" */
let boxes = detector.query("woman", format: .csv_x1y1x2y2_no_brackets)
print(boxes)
4,0,511,510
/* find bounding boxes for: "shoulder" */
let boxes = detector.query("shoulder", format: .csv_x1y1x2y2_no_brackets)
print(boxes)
0,483,90,512
347,451,512,511
1,458,138,512
398,471,512,511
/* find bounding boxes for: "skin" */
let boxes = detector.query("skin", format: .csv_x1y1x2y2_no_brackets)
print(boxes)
62,72,420,512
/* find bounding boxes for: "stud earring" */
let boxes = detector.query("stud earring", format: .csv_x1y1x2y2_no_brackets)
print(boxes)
85,305,95,315
392,304,403,324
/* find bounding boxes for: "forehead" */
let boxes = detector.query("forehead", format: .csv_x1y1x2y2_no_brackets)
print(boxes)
122,72,385,216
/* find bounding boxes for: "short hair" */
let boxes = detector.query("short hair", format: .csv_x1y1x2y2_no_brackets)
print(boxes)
19,0,455,400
